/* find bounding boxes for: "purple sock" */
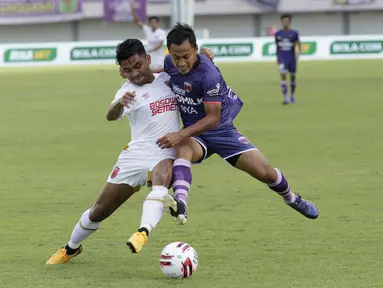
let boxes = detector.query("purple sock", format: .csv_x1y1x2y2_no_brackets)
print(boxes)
172,158,192,206
281,81,288,101
290,82,296,97
268,168,296,204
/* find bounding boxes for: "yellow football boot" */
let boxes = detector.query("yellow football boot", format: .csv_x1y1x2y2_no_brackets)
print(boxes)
45,245,83,265
126,232,148,253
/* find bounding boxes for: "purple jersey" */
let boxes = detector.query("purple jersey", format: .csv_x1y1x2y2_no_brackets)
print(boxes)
164,54,241,134
275,29,299,61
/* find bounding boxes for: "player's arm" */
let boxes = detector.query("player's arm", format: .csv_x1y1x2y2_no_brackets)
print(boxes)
130,0,144,29
107,101,125,121
152,68,164,73
200,48,215,63
148,42,164,53
178,75,222,138
275,34,280,59
295,31,301,58
148,29,166,53
179,103,221,138
156,73,222,149
106,91,135,121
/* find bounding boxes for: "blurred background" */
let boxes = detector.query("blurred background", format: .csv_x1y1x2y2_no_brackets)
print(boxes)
0,0,382,43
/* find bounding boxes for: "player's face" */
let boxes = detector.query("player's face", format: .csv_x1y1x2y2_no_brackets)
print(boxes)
282,17,290,29
120,54,152,86
149,19,159,30
168,40,198,75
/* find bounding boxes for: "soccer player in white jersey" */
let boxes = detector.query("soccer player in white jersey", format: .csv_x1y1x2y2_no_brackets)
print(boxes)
45,40,178,264
130,0,166,69
45,39,214,264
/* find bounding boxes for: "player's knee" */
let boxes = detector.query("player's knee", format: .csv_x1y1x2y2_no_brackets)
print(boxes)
176,140,194,160
258,166,278,184
89,204,112,222
151,169,172,187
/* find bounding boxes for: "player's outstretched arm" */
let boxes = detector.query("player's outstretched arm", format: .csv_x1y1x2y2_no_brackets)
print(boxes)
106,91,135,121
130,0,144,28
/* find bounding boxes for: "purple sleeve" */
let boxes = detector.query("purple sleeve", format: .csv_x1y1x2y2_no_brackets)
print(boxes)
201,72,222,104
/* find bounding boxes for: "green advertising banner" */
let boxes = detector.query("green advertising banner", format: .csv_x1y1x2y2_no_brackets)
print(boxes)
4,48,57,62
200,43,253,57
71,46,116,60
262,42,317,56
330,40,383,54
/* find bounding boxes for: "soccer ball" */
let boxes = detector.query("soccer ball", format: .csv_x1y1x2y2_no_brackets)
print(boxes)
159,242,198,279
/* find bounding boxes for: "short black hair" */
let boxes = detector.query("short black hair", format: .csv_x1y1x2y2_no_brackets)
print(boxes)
116,39,146,65
281,14,292,21
149,16,159,22
166,22,197,49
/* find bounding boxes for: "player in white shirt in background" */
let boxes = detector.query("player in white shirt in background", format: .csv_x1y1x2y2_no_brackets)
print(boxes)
130,0,166,69
45,39,215,265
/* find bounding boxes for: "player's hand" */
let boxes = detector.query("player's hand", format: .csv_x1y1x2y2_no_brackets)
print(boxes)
157,132,184,149
295,52,300,60
201,47,215,61
120,91,136,107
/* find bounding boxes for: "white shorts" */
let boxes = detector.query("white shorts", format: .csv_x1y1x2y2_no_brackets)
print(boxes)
107,147,175,191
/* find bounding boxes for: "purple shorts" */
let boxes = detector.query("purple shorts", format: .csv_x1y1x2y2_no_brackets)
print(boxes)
278,59,297,74
192,128,257,163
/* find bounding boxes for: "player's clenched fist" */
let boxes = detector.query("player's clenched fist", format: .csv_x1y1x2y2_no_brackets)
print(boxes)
120,91,136,107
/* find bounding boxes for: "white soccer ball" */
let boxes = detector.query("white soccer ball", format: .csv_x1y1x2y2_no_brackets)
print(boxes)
159,242,198,279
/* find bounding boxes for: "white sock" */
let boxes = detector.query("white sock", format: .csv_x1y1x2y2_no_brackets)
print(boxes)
139,186,168,235
67,209,101,249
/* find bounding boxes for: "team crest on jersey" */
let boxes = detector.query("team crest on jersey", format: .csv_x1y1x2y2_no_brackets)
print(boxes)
142,93,150,99
184,82,192,93
111,166,120,179
238,136,250,144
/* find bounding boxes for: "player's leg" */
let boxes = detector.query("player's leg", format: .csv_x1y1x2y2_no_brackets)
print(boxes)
213,129,319,219
127,158,173,253
289,61,297,103
163,137,207,225
232,150,319,219
46,182,135,264
278,62,289,105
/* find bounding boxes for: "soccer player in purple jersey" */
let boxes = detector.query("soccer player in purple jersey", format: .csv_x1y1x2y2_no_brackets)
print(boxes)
157,23,319,224
275,14,301,105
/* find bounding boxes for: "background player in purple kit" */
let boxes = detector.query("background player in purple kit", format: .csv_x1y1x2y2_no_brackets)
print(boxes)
275,14,301,105
157,23,319,224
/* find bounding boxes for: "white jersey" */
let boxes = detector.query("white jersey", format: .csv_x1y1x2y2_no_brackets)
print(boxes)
112,72,180,154
142,25,166,69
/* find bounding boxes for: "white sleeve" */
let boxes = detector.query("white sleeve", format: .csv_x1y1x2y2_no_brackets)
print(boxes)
142,24,151,38
111,84,135,118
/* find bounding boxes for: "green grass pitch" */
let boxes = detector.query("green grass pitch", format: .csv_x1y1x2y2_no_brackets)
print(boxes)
1,60,383,288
